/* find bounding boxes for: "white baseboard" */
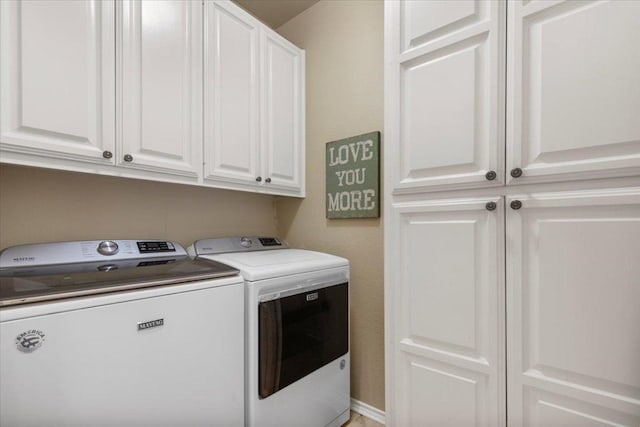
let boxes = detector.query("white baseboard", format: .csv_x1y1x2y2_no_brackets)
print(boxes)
350,398,386,425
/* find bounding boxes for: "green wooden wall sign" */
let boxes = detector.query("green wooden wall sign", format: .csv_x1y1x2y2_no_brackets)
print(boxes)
326,131,380,219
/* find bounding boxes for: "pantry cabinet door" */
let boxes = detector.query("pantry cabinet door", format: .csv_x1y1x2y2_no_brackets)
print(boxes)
506,189,640,426
386,197,505,426
506,1,640,184
203,1,261,186
0,0,115,164
386,0,505,193
261,30,305,196
119,0,202,179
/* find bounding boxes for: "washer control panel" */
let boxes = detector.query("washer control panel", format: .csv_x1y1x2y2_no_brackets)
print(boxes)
0,240,187,268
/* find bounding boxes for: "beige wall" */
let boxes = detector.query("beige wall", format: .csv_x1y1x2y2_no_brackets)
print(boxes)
276,0,385,410
0,164,277,249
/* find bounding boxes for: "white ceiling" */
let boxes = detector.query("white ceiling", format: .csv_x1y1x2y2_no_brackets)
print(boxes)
233,0,320,29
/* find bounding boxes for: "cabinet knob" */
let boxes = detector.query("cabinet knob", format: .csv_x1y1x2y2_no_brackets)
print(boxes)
485,170,497,181
102,150,113,159
510,200,522,210
510,167,523,178
485,201,497,211
256,176,262,182
124,154,133,162
265,177,272,183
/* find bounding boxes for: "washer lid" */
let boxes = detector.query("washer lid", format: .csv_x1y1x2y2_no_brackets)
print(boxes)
199,249,348,281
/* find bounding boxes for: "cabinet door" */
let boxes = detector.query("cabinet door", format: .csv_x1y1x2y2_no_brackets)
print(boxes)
506,190,640,426
506,1,640,184
386,0,505,193
203,1,260,186
261,29,305,195
0,0,115,164
386,197,505,426
119,0,202,179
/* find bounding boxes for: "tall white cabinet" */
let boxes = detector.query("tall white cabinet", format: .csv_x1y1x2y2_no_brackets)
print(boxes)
0,0,305,197
387,0,505,193
385,1,640,426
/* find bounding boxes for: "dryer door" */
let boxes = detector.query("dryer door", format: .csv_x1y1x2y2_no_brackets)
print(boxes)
258,282,348,399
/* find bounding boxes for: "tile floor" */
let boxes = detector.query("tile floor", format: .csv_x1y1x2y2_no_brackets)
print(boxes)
343,411,384,427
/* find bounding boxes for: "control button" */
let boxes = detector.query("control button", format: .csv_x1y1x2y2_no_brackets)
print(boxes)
240,237,252,248
97,241,119,256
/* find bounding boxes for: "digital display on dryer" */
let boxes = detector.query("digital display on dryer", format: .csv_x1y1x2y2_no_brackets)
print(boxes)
258,238,281,247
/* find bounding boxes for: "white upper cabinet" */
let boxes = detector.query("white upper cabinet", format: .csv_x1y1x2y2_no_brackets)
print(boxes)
506,189,640,426
261,30,305,194
119,0,202,179
204,0,305,197
203,0,260,186
0,0,115,164
387,0,505,193
507,0,640,184
1,0,305,196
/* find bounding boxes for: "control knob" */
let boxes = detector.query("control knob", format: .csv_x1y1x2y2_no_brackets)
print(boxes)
240,237,253,248
97,240,119,256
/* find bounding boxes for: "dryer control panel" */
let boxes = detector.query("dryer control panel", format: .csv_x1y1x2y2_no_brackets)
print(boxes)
189,237,288,256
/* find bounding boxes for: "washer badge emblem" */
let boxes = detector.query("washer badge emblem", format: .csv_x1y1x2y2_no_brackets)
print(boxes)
16,330,45,353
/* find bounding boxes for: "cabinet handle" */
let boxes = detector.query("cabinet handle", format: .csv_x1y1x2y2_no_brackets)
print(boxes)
102,150,113,159
485,170,497,181
510,200,522,210
485,201,497,211
510,167,523,178
265,177,272,183
124,154,133,162
256,176,262,182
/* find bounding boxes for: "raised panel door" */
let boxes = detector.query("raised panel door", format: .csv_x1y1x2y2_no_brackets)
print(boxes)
506,189,640,426
507,0,640,184
119,0,202,178
387,0,505,193
203,0,260,186
0,0,115,163
261,30,304,195
387,197,505,426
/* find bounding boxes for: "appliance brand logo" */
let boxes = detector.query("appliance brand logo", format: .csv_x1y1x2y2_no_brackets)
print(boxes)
137,318,164,331
16,330,45,353
12,257,35,263
306,292,319,302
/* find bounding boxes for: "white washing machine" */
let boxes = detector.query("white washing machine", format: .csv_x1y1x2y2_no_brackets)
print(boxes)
0,239,245,427
189,237,350,427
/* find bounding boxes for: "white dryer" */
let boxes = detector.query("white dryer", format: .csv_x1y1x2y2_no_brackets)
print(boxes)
189,237,350,427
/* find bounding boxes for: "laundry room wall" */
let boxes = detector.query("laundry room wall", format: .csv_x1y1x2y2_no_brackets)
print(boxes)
275,0,385,411
0,164,278,249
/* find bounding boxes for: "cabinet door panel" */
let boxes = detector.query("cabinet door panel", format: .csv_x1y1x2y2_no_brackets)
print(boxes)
401,0,485,55
388,0,505,193
261,30,304,194
0,0,114,163
120,0,201,178
204,1,260,185
507,1,640,184
506,189,640,426
388,198,505,426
